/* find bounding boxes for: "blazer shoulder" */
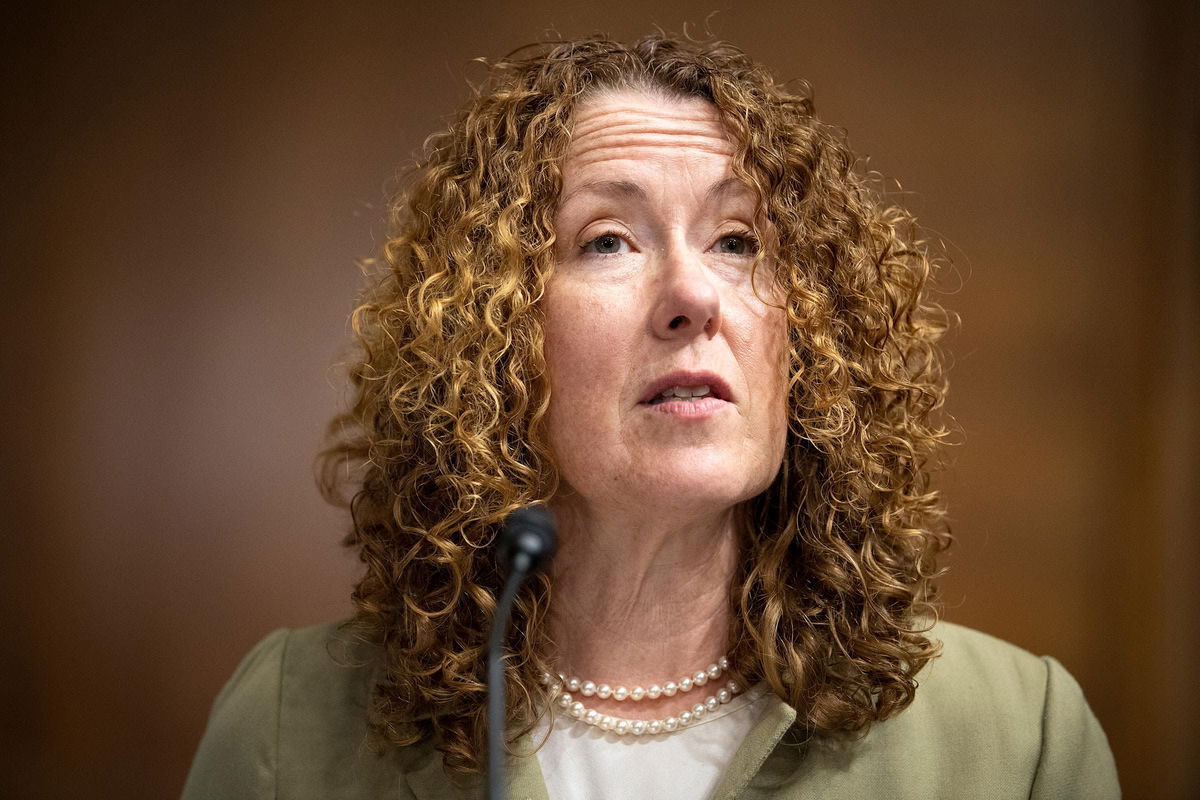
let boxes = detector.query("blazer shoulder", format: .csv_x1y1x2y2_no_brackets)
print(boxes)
182,620,406,800
273,619,408,798
911,618,1120,798
875,619,1048,764
923,619,1049,694
181,626,290,799
279,618,383,693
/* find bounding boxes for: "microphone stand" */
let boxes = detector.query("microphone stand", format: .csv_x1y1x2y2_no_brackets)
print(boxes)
487,506,556,800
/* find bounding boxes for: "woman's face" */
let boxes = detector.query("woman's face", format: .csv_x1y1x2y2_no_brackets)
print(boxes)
543,88,789,521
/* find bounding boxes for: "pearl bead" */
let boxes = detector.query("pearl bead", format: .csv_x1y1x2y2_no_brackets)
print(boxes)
547,652,737,742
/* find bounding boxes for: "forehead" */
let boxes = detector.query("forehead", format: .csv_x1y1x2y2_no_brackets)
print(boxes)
556,88,753,215
564,89,739,172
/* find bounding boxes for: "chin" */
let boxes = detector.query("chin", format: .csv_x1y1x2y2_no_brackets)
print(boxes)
627,467,760,515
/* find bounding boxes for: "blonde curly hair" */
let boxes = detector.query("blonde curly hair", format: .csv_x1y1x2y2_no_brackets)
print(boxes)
316,30,954,774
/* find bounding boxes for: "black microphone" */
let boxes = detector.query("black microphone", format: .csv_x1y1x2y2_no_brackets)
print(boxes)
487,505,557,800
496,505,557,579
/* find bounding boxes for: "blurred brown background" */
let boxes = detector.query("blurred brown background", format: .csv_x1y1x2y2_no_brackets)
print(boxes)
1,1,1196,798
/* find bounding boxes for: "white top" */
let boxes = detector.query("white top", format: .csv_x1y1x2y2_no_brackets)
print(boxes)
532,684,773,800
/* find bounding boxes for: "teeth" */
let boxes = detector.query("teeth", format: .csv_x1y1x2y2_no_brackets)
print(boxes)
653,384,712,403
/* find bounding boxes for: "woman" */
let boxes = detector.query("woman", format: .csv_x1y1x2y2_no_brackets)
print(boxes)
182,33,1119,799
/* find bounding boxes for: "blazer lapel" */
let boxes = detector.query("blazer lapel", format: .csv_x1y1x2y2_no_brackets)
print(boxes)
709,692,800,800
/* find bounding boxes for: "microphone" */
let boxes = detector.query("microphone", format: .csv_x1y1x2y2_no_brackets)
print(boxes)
487,505,557,800
497,505,557,578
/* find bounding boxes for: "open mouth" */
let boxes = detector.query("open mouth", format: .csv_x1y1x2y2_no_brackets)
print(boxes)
638,372,734,406
647,385,717,405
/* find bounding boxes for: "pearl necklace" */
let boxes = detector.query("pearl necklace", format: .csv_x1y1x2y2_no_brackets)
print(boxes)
539,658,744,737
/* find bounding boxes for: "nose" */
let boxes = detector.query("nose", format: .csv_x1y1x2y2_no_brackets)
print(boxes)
651,244,722,340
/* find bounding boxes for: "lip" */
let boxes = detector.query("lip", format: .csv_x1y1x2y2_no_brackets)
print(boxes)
638,370,734,406
642,396,729,419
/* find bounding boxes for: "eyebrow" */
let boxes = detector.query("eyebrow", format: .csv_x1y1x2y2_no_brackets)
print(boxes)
558,176,752,209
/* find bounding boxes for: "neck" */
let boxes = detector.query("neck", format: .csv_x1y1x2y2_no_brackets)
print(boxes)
546,498,741,719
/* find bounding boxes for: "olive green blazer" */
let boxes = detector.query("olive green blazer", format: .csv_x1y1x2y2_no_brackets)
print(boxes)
181,618,1119,799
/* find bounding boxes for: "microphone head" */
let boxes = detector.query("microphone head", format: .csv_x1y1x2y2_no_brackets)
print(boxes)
499,505,557,576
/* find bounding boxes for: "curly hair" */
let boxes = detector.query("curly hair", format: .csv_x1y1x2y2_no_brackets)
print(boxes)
316,30,954,774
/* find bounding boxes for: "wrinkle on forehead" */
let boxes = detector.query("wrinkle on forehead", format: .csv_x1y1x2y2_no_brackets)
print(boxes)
565,135,735,169
565,94,736,165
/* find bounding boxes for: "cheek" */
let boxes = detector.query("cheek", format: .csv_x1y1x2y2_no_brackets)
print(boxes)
753,308,791,439
737,299,789,385
541,284,625,439
543,292,599,394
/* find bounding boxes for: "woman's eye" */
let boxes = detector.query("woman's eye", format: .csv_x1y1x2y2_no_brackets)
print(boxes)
717,231,760,256
578,229,760,258
580,231,630,257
